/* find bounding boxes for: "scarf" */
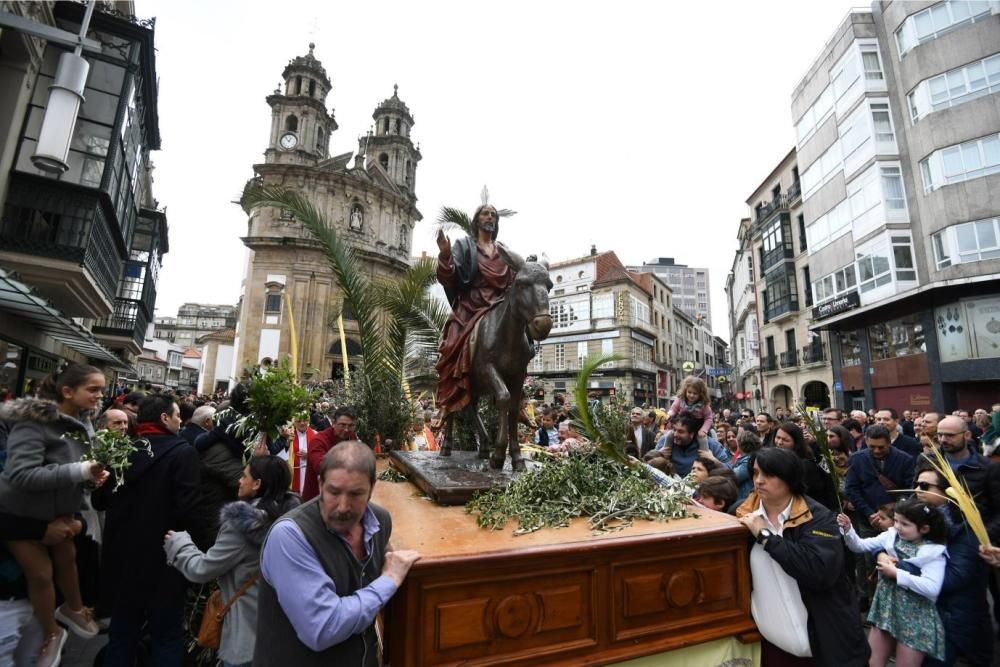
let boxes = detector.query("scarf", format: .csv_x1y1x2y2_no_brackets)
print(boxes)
136,422,174,437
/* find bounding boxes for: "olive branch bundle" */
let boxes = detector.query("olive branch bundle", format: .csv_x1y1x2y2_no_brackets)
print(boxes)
73,428,153,492
465,355,691,535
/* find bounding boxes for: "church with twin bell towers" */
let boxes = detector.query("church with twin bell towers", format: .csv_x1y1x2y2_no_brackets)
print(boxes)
232,44,422,379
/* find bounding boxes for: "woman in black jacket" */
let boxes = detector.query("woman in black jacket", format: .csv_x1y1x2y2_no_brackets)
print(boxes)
736,447,868,666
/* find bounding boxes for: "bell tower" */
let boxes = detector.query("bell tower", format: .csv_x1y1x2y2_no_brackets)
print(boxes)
264,43,337,165
360,85,421,193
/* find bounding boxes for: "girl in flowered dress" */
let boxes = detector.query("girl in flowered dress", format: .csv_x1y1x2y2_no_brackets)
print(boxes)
837,498,947,666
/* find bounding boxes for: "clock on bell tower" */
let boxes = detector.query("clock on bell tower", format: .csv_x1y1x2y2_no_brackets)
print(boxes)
264,43,337,165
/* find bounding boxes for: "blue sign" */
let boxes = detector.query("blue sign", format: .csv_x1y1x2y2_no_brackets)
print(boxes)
707,367,731,377
833,381,843,391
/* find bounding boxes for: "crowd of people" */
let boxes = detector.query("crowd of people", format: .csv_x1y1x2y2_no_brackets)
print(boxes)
0,364,419,666
3,361,1000,666
525,374,1000,667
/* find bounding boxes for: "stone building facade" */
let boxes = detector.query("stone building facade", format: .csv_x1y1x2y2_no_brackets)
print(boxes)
528,249,678,408
747,147,834,412
231,45,421,379
795,3,1000,412
725,218,764,414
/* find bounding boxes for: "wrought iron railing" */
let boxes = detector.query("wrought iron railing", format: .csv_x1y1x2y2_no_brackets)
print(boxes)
94,298,149,349
763,355,779,372
801,341,827,364
779,350,799,368
0,174,124,304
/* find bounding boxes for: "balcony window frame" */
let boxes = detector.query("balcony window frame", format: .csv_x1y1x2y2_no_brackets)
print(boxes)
932,215,1000,269
920,132,1000,193
895,0,993,58
908,53,1000,123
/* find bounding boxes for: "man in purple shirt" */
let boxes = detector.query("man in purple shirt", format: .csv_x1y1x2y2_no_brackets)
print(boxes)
253,441,420,666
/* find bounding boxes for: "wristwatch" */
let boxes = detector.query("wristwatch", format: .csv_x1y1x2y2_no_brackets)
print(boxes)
756,528,774,545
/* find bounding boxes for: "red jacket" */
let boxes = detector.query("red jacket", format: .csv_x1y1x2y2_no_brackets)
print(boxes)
302,426,355,501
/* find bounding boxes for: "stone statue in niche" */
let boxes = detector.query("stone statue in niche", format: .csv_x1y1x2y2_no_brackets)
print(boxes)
349,204,363,231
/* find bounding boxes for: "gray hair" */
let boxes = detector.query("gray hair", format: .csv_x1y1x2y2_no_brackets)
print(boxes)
320,440,375,486
191,405,216,425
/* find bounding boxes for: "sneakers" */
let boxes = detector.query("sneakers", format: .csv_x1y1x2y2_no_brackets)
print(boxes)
55,603,99,638
37,627,68,667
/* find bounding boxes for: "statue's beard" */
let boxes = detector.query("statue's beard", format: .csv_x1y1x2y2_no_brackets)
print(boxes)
479,221,496,234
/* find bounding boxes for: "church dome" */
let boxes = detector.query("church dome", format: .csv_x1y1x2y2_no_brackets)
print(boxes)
282,43,331,89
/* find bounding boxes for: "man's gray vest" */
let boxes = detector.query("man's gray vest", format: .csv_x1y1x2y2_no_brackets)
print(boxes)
252,498,392,667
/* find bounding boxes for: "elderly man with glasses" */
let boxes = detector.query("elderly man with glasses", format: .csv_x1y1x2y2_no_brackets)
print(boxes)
934,415,1000,543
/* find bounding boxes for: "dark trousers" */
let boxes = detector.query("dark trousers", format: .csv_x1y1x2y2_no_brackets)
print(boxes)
761,638,814,666
103,601,183,667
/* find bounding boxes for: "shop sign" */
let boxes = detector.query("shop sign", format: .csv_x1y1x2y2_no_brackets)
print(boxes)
812,290,860,321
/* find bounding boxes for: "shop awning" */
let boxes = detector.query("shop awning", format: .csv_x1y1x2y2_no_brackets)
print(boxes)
0,267,129,369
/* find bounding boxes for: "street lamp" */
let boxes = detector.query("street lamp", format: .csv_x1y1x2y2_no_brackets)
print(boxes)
27,1,96,173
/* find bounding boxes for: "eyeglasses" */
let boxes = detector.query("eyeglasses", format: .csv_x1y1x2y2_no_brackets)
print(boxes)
936,432,963,438
916,482,938,491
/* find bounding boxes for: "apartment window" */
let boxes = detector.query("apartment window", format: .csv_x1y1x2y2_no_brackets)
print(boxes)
871,104,895,146
862,47,883,81
553,344,565,370
630,296,650,325
881,166,906,209
932,216,1000,268
761,214,793,270
857,246,892,293
895,1,993,57
763,266,798,321
592,293,613,319
813,264,857,304
892,235,917,281
602,338,613,356
794,85,834,146
909,54,1000,122
801,139,842,200
530,350,543,372
802,266,813,307
798,214,807,252
920,133,1000,192
577,341,588,362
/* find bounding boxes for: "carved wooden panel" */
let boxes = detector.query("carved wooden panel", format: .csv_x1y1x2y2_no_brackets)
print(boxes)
416,567,598,665
612,547,746,642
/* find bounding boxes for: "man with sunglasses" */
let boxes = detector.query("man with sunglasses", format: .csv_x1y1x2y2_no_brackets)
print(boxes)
934,416,1000,542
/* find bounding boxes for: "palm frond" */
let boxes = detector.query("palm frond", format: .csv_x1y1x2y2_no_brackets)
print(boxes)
435,206,472,235
371,257,448,374
572,355,629,465
241,183,393,380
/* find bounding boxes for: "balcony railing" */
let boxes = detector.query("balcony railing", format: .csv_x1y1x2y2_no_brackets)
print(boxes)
779,350,799,368
764,297,799,323
754,193,790,225
0,174,125,316
763,355,778,372
788,180,801,202
93,297,150,352
801,341,827,364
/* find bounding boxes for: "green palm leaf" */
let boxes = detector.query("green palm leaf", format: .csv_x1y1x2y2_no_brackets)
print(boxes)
435,206,472,236
241,183,394,380
572,354,629,465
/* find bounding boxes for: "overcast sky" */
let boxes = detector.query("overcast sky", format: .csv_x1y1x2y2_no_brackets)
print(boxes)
138,0,860,340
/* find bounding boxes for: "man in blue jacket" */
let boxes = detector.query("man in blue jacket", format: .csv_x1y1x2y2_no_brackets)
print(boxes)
844,424,915,529
655,414,731,477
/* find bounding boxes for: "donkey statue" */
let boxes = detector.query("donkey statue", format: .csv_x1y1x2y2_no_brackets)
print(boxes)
438,247,553,471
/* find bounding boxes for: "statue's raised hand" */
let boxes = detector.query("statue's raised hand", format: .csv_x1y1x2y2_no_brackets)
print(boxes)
436,229,451,260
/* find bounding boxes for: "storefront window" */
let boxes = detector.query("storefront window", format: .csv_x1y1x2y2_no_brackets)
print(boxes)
839,331,862,366
869,315,926,360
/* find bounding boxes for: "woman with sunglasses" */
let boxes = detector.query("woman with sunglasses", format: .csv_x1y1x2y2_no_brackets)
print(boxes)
914,467,993,666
